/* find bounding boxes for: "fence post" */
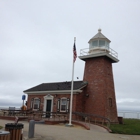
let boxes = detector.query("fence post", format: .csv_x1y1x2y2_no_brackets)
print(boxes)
28,120,35,138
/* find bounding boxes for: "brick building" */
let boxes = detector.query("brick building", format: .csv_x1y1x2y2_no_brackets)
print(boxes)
24,29,119,123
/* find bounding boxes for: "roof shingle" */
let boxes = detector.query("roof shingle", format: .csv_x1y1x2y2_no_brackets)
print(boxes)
24,81,88,92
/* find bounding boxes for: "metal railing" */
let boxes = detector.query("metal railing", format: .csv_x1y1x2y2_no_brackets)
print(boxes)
80,47,118,59
118,111,140,119
0,109,110,129
0,109,26,116
72,112,110,128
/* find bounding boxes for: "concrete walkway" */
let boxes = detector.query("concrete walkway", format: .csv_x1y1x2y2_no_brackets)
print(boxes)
0,119,140,140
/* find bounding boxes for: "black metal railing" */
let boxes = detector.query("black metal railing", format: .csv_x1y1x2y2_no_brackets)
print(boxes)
0,109,110,128
72,112,110,128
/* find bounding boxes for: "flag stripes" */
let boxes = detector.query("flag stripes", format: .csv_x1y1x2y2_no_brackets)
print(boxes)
73,42,77,62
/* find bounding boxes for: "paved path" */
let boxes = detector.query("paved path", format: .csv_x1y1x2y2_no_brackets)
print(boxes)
0,119,140,140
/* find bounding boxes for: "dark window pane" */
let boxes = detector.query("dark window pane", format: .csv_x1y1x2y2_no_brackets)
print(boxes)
34,104,38,109
61,105,66,111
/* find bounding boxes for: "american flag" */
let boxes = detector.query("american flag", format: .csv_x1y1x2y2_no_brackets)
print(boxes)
73,42,77,62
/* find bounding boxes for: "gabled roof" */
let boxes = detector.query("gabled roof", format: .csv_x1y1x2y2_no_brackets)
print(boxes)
24,81,88,93
88,29,111,43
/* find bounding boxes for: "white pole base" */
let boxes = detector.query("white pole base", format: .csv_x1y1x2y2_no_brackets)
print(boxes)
65,123,73,127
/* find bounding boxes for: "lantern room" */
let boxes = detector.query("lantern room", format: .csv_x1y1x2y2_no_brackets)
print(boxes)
88,28,110,54
79,29,119,63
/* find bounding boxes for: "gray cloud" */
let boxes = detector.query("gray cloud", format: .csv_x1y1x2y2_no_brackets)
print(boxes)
0,0,140,111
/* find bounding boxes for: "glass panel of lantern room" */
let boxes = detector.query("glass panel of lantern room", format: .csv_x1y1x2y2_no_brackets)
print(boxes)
92,40,98,48
99,40,105,47
89,42,92,49
105,41,109,49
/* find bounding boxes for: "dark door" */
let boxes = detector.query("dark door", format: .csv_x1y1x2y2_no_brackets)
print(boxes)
46,100,52,118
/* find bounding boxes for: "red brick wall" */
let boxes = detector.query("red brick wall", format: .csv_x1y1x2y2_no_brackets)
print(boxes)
83,56,118,123
75,92,85,112
27,94,78,113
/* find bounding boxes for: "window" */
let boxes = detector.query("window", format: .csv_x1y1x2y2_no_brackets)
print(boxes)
57,98,69,112
60,99,67,111
34,99,40,109
31,98,40,110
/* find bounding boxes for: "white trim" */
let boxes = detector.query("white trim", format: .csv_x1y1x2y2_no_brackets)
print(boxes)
57,99,60,111
43,94,54,118
66,99,69,112
79,52,119,63
60,97,67,112
31,97,40,111
24,90,83,95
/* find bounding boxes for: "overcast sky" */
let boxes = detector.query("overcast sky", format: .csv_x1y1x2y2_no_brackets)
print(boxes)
0,0,140,112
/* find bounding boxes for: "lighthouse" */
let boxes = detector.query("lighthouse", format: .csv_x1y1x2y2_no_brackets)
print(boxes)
79,29,119,123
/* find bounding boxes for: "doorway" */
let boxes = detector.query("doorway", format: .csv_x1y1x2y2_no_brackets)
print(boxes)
46,100,52,118
43,94,54,118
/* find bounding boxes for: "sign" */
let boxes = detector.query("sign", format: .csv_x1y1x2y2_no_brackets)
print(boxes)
22,95,26,100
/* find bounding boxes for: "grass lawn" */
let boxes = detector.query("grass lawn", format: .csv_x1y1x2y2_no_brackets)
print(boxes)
110,119,140,135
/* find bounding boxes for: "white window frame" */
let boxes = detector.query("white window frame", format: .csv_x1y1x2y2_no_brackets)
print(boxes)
31,98,40,111
60,98,67,112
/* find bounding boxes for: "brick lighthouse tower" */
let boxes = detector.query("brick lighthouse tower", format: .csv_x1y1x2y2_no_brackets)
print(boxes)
79,29,119,123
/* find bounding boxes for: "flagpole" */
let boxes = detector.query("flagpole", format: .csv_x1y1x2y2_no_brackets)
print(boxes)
68,37,76,126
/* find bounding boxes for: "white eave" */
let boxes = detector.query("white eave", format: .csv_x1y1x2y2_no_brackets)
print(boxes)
24,89,83,95
79,51,119,63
